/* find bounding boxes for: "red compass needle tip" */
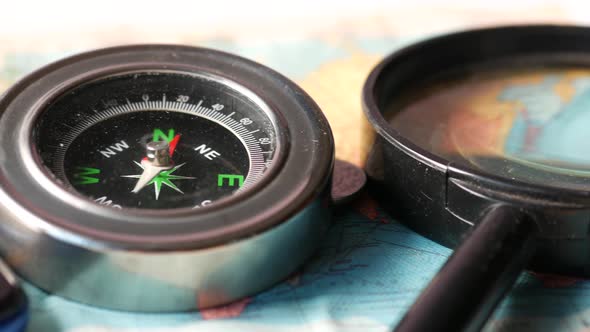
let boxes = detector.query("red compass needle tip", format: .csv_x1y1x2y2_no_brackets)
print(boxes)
169,134,181,157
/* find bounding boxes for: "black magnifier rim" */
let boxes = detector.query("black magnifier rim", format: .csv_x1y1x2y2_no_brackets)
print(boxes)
363,24,590,205
0,45,334,250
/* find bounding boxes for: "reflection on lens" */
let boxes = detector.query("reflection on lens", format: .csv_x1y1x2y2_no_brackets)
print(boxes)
388,65,590,189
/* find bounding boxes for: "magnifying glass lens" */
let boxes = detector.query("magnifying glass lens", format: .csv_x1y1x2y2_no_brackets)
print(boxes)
388,65,590,190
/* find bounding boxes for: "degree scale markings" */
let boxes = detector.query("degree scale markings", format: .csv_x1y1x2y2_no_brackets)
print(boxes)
52,97,275,191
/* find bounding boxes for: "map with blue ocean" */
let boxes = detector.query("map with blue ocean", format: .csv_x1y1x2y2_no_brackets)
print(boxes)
4,28,590,332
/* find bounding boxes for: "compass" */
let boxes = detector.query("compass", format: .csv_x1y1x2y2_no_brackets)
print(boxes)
0,45,339,312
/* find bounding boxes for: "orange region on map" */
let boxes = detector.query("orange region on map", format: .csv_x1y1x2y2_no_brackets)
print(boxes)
200,297,252,320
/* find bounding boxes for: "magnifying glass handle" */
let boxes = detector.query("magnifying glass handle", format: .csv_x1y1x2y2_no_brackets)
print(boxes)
394,205,537,332
0,260,28,332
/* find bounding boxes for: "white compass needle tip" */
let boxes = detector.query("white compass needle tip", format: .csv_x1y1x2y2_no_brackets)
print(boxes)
131,159,171,193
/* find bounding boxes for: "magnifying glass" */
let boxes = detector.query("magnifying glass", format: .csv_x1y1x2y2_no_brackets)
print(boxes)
363,25,590,331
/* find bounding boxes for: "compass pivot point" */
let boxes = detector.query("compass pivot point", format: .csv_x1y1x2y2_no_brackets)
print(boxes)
146,140,171,167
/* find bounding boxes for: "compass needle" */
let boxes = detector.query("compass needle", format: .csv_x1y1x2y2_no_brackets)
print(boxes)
130,141,175,194
130,165,165,193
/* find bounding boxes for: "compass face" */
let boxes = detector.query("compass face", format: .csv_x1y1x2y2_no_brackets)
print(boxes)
34,71,279,209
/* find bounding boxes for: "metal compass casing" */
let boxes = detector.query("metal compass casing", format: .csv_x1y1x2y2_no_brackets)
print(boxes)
0,45,334,311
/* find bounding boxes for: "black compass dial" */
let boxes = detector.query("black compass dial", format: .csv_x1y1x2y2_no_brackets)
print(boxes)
34,71,279,209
